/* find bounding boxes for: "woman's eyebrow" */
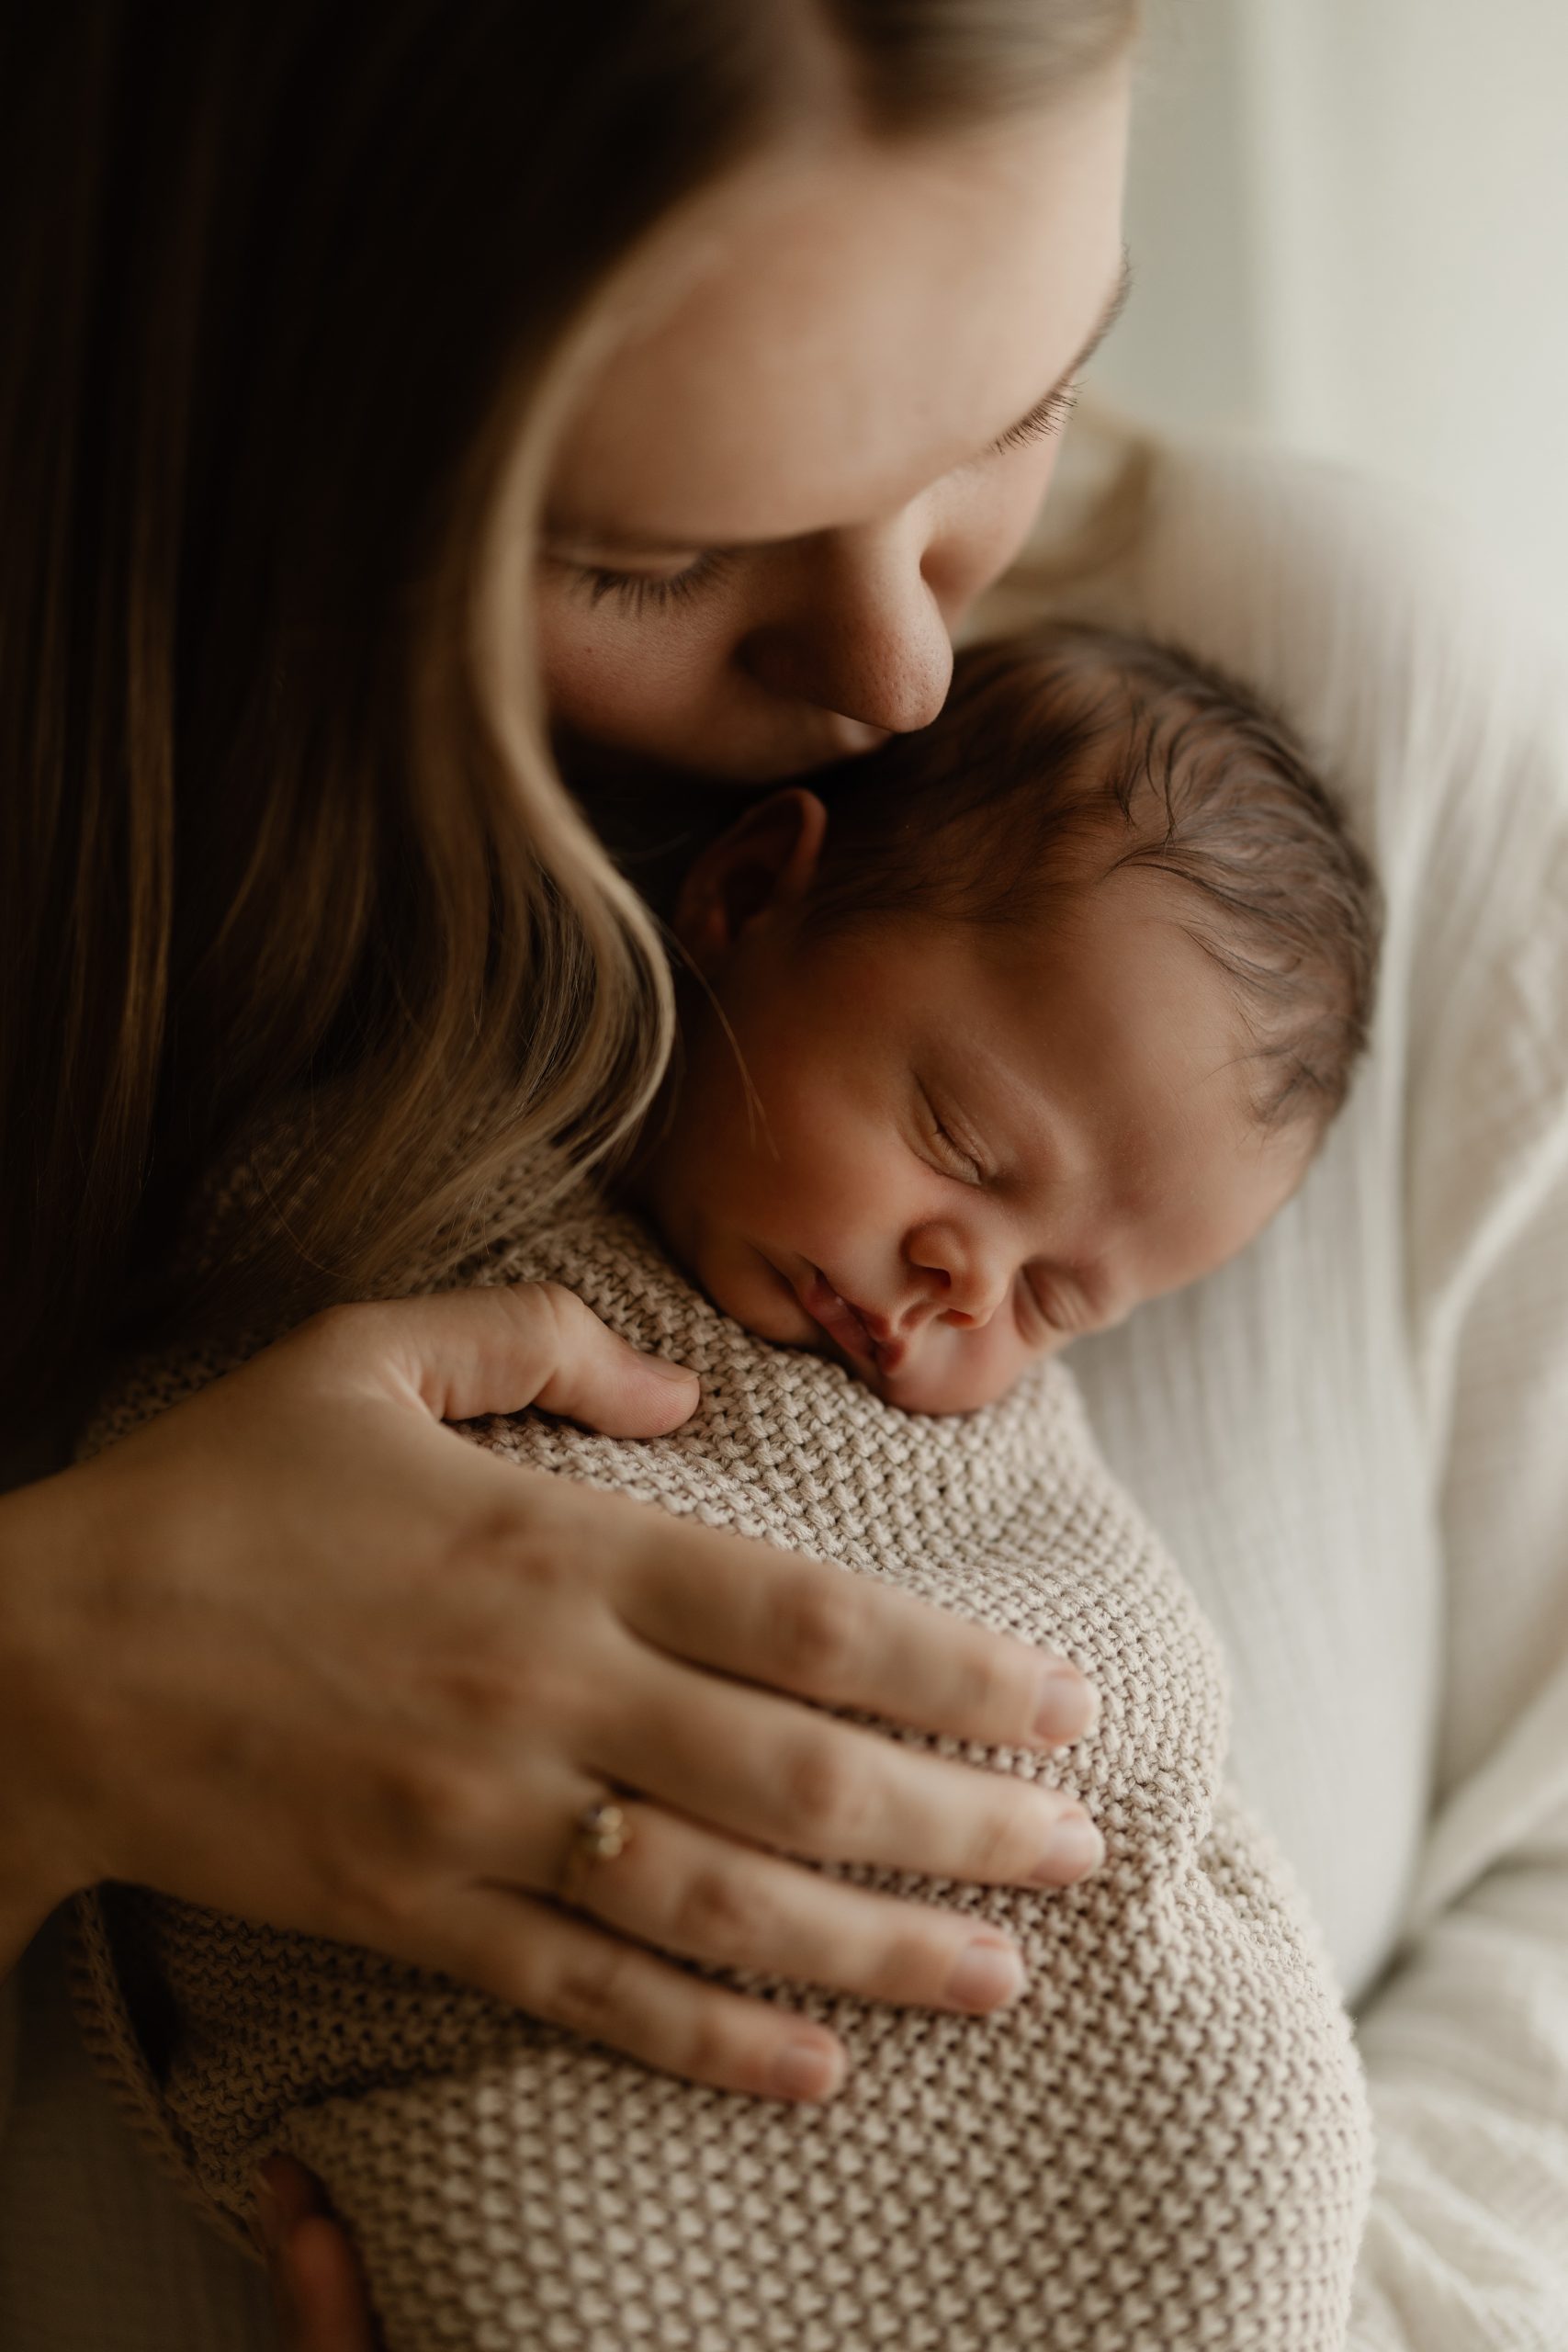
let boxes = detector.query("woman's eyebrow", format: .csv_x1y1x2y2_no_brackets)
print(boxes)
986,249,1134,456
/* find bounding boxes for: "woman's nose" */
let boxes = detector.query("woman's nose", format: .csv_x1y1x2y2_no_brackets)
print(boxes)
738,519,954,736
906,1222,1010,1329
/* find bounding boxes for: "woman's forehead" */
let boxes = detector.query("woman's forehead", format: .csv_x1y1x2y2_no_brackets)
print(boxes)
547,77,1131,552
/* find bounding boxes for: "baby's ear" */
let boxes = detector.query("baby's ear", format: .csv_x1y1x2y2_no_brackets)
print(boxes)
672,788,829,971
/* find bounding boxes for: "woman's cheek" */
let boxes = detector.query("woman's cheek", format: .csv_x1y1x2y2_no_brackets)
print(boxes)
536,594,665,741
536,597,819,780
534,582,735,753
925,440,1062,612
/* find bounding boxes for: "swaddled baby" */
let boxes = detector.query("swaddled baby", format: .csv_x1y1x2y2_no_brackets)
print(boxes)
71,625,1382,2350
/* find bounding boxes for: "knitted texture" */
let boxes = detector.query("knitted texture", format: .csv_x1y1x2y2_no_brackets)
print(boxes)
68,1182,1372,2351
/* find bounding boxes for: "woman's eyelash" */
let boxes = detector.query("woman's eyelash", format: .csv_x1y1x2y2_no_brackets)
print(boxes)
553,392,1076,608
991,381,1080,457
563,548,732,615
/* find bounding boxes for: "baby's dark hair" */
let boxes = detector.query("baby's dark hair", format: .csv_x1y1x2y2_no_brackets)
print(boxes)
804,624,1383,1133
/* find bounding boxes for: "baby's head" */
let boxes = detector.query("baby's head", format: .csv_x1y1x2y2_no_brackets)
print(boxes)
635,625,1382,1414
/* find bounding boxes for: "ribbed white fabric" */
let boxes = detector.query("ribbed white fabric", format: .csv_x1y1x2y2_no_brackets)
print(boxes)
4,435,1566,2347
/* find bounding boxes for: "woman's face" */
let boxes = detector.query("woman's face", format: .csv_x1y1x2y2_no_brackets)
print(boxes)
539,73,1133,782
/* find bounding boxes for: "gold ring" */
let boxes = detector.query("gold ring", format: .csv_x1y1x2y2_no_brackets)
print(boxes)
573,1799,632,1865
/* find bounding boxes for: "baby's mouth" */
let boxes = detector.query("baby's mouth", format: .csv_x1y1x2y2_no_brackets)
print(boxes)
798,1267,909,1379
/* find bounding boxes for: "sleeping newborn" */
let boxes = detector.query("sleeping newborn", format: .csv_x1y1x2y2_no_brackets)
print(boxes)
635,622,1381,1416
71,625,1382,2351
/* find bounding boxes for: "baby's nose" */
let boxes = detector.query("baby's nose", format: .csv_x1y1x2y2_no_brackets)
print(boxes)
905,1222,1010,1329
939,1279,1007,1331
930,1258,1010,1331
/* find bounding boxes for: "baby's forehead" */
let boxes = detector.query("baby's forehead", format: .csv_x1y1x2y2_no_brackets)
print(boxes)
823,872,1238,1075
1032,887,1313,1138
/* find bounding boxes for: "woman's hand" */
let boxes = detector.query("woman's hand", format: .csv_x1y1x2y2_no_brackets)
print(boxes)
0,1282,1100,2094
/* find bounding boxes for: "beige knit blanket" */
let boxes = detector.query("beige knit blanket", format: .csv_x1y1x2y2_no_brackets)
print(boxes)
68,1182,1372,2350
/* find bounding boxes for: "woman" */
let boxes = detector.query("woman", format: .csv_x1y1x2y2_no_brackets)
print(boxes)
5,6,1568,2347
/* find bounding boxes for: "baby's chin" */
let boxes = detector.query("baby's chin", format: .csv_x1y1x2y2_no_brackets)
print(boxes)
871,1349,1042,1419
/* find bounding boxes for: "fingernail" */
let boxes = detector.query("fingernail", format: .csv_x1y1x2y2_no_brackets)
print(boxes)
643,1352,697,1385
1034,1809,1105,1884
1033,1665,1099,1747
770,2035,843,2101
946,1938,1027,2012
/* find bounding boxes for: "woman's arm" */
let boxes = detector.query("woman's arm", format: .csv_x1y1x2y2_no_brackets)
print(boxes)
0,1282,1098,2076
1021,432,1568,2349
1348,752,1568,2350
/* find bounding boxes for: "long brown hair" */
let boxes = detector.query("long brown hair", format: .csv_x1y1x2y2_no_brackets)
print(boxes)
1,0,1136,1416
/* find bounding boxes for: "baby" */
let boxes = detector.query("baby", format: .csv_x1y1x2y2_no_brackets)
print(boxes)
635,619,1379,1413
71,622,1382,2352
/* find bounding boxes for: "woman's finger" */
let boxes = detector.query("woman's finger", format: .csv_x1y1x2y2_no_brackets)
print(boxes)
258,2158,381,2352
279,2219,383,2352
298,1282,701,1440
586,1648,1103,1886
615,1509,1099,1749
384,1886,848,2103
535,1795,1035,2013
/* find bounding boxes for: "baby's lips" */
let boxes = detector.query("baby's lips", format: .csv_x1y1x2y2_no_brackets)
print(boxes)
1033,1663,1100,1747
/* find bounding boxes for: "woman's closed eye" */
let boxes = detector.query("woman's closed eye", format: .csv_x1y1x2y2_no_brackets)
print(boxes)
547,547,735,616
547,389,1076,621
988,379,1081,458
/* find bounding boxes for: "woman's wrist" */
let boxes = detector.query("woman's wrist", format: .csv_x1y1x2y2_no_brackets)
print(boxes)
0,1471,101,1974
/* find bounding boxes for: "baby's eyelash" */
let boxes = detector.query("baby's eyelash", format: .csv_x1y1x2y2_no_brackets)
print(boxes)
991,381,1081,457
562,549,732,616
919,1091,987,1185
932,1122,978,1180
